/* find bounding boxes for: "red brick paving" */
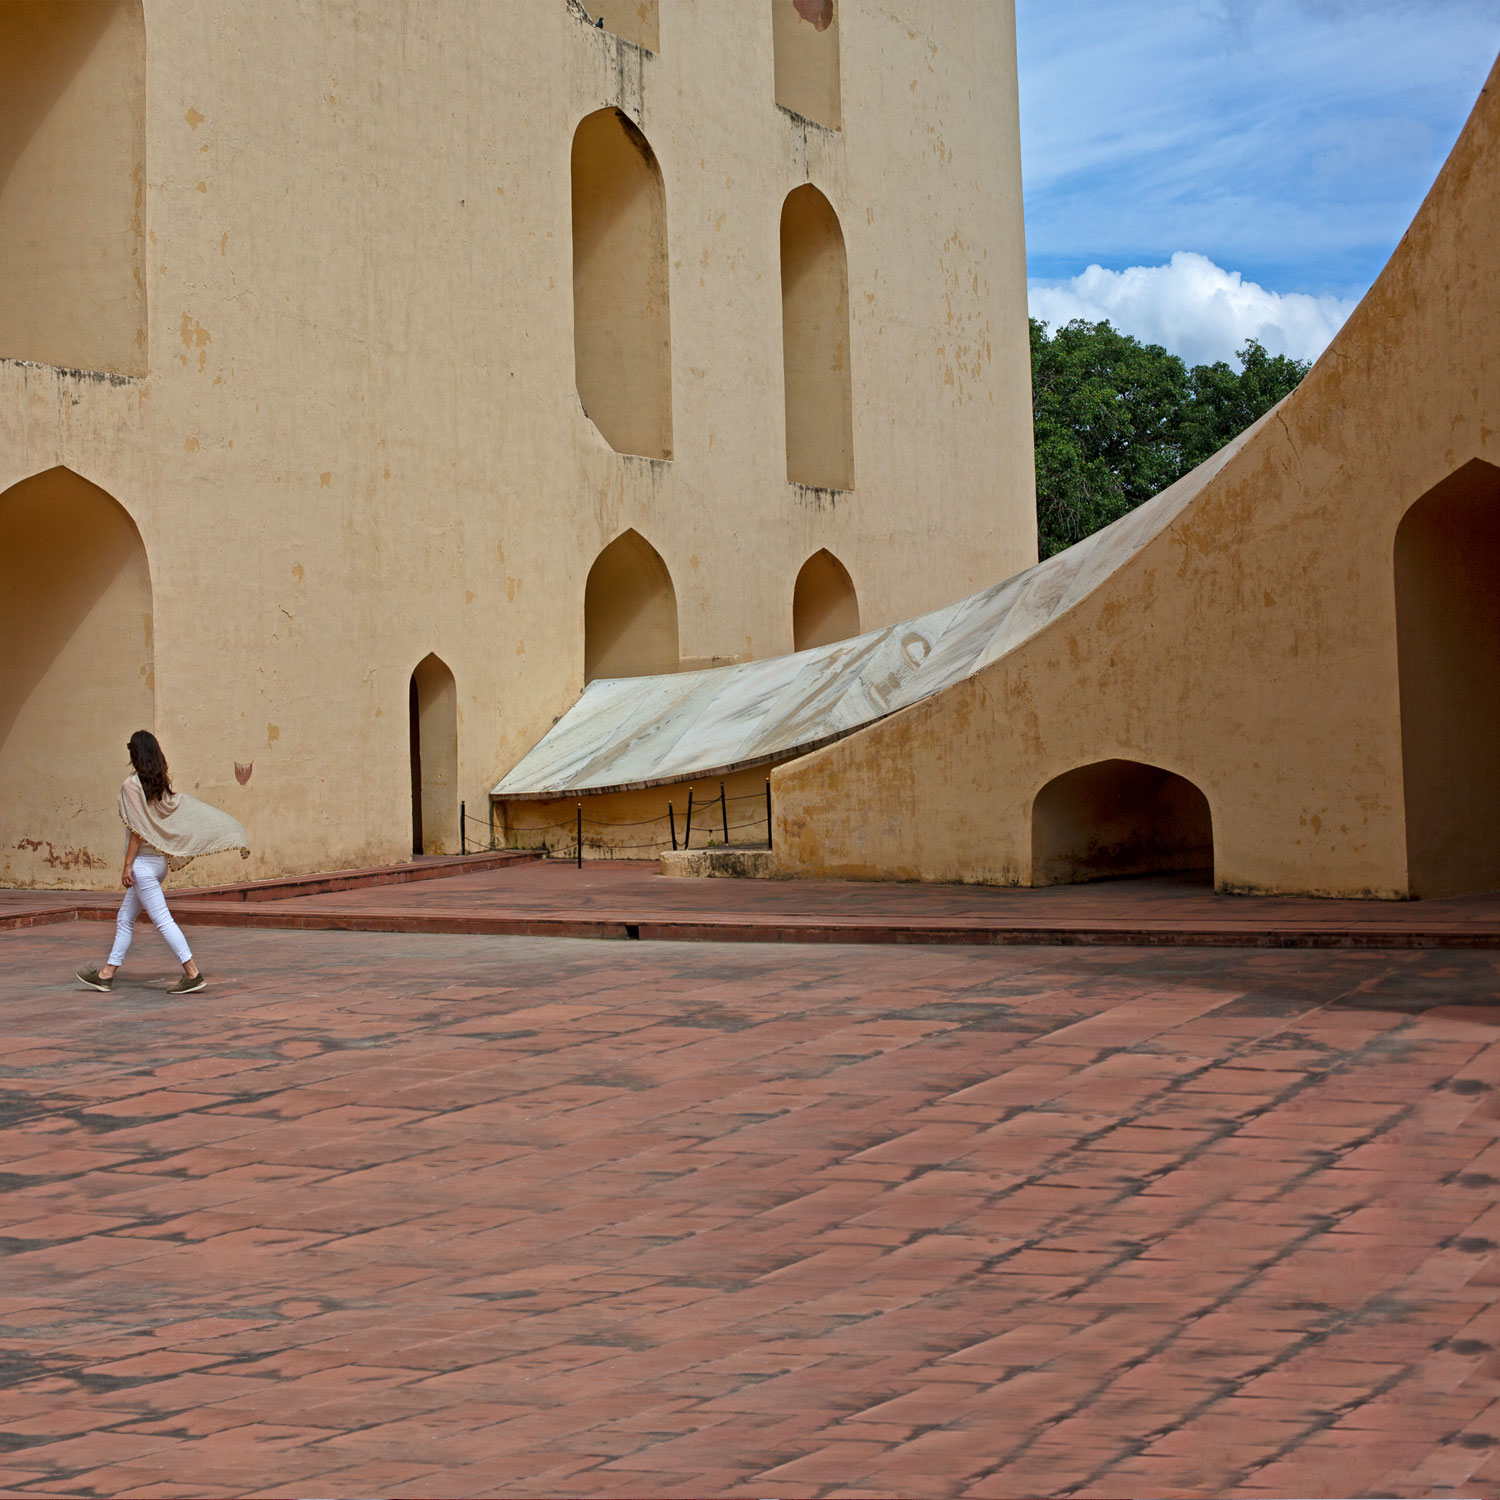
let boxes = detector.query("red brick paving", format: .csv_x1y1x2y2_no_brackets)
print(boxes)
0,923,1498,1495
12,861,1497,950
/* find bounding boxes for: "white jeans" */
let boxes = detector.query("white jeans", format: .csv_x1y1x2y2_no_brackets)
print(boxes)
108,851,193,967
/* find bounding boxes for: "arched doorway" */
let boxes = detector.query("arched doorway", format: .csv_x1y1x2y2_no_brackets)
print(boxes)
1395,458,1500,897
793,548,859,649
584,530,679,682
0,467,153,886
409,653,457,857
0,0,147,374
780,184,853,490
571,107,673,460
1031,759,1213,886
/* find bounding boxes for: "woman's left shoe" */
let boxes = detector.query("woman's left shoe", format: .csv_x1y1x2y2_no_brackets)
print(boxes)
168,972,207,993
76,967,113,991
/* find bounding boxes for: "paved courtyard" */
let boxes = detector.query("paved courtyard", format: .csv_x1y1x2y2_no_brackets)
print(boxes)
1,920,1499,1497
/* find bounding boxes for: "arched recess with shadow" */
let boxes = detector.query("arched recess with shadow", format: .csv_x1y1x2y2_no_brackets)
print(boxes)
571,107,673,460
772,0,841,129
584,529,679,682
1395,457,1500,897
0,0,146,374
1031,760,1214,886
409,653,458,857
0,466,153,885
793,548,859,650
780,184,853,491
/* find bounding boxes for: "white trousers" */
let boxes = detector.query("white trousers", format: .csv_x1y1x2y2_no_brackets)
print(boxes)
108,851,193,967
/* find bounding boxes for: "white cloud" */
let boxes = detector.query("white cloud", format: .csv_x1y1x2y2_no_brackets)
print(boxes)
1016,0,1500,292
1027,252,1359,367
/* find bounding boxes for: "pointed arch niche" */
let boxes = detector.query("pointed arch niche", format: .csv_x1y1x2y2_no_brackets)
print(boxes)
571,108,673,460
409,654,458,857
780,184,853,491
772,0,841,129
584,530,679,682
0,467,153,885
1031,760,1213,887
793,549,859,650
1395,458,1500,897
0,0,146,374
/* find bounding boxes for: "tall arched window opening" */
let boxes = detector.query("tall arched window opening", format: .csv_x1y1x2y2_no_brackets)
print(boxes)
571,108,673,461
584,530,679,682
793,549,859,650
772,0,841,129
409,654,458,857
0,467,153,886
780,184,853,491
0,0,146,374
1031,760,1213,887
1395,458,1500,897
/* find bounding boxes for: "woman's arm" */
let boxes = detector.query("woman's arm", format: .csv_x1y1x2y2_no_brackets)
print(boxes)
122,829,142,887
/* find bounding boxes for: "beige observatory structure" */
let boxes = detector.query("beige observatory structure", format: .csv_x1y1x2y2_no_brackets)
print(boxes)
0,0,1035,888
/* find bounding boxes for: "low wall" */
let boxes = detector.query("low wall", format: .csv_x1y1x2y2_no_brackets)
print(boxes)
494,761,785,860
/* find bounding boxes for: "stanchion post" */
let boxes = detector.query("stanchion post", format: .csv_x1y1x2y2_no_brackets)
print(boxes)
685,787,694,850
720,782,728,845
668,801,677,851
576,803,583,869
461,800,466,856
765,778,772,849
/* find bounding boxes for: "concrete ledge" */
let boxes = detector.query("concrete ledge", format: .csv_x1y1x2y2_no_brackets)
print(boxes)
175,849,539,903
659,847,782,880
61,903,1500,948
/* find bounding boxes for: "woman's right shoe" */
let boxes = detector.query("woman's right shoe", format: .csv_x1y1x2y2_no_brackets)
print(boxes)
168,972,206,993
76,968,113,991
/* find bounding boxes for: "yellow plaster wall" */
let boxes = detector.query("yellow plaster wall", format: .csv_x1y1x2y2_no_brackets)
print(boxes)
771,60,1500,900
0,0,1033,888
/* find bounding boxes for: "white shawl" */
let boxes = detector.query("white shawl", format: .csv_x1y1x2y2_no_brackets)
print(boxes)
119,774,250,872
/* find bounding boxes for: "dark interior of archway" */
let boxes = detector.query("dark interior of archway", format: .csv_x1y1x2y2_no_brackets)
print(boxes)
408,675,423,857
1032,759,1213,886
1395,458,1500,898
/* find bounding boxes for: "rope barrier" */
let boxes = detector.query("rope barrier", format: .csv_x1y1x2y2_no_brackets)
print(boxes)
479,777,775,862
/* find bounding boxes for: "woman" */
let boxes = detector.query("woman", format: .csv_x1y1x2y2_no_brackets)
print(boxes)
76,730,250,994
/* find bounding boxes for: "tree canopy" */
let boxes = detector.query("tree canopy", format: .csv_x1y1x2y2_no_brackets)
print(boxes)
1031,318,1310,558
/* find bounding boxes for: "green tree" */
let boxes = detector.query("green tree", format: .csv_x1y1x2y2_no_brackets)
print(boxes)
1030,318,1309,559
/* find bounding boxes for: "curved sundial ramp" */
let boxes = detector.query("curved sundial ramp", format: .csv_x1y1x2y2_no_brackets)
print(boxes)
769,55,1500,898
493,426,1256,801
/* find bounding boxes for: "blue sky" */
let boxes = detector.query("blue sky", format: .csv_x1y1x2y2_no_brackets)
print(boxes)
1018,0,1500,364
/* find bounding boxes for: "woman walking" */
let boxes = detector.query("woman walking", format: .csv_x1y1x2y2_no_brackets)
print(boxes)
76,730,249,994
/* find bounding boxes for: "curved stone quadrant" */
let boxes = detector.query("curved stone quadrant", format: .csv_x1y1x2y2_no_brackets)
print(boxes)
499,53,1500,898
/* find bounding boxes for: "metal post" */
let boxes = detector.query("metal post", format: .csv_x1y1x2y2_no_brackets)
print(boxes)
461,800,467,856
684,787,694,850
576,803,583,869
668,801,677,851
720,782,729,845
765,778,772,849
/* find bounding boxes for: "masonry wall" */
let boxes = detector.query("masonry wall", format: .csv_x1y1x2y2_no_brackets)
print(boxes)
0,0,1034,887
769,59,1500,899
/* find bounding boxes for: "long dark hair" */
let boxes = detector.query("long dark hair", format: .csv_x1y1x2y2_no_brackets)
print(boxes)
128,730,173,803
